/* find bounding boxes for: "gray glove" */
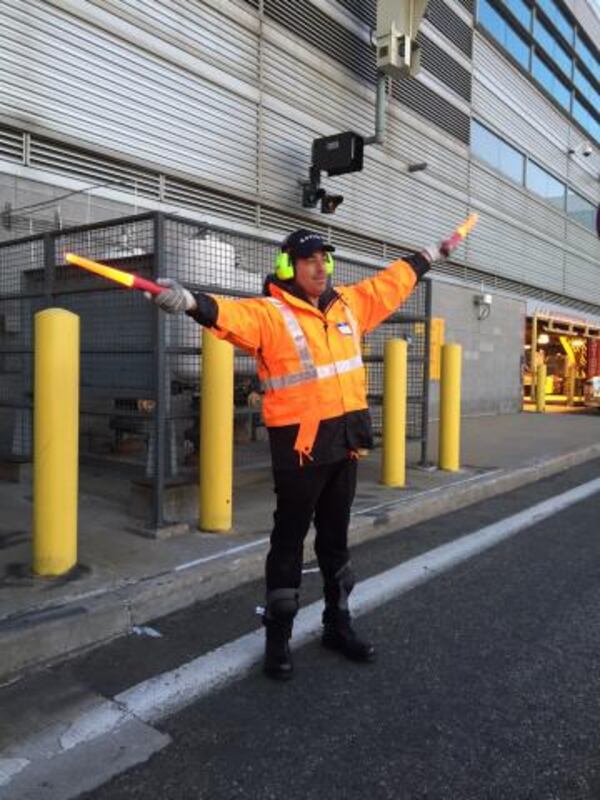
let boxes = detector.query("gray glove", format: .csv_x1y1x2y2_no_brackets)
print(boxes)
145,278,197,313
421,236,458,264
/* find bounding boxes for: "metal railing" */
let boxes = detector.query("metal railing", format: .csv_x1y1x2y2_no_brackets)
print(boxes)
0,211,431,526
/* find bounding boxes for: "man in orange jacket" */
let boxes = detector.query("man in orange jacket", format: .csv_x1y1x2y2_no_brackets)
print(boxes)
149,227,456,680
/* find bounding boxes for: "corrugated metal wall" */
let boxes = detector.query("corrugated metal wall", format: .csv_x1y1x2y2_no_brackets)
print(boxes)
0,0,598,309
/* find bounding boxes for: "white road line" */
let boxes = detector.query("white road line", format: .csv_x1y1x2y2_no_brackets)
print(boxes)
174,536,270,572
353,470,502,516
118,475,600,723
5,475,600,796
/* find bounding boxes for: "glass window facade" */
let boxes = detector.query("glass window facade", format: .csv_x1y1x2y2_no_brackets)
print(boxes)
573,98,600,144
479,0,530,67
471,119,596,226
504,0,531,29
575,34,599,77
533,17,572,77
574,67,600,114
537,0,573,44
526,160,566,209
567,190,597,231
477,0,600,145
532,53,571,108
471,121,525,183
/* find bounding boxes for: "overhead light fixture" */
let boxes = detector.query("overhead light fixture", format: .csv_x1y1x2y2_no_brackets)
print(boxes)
537,333,550,344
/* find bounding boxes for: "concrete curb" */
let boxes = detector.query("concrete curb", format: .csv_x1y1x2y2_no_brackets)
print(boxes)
2,442,600,683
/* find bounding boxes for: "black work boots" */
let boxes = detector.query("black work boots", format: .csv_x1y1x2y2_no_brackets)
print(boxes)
262,569,376,680
321,563,376,662
264,619,294,680
321,607,376,662
263,588,299,681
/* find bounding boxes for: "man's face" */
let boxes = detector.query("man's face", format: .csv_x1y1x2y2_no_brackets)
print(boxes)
293,250,328,300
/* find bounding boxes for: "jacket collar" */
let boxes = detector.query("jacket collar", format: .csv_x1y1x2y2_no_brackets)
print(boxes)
263,273,338,314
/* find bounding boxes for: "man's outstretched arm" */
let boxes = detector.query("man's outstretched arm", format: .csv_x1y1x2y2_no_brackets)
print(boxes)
147,281,265,355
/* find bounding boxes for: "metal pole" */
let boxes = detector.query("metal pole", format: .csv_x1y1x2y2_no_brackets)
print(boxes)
421,279,432,465
43,232,54,305
530,315,538,403
536,363,547,412
152,212,166,528
566,362,575,406
364,75,387,145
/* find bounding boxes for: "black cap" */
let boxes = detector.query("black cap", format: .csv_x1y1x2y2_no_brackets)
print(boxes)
283,229,335,260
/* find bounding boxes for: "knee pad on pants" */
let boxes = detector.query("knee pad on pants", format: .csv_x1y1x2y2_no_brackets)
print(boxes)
265,588,299,622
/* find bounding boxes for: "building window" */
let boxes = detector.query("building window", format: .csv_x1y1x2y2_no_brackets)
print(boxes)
567,190,597,231
503,0,531,29
471,121,526,183
575,33,599,77
471,119,595,225
476,0,600,146
532,52,571,109
533,17,572,77
574,67,600,113
478,0,530,68
526,160,566,210
572,98,600,144
536,0,573,44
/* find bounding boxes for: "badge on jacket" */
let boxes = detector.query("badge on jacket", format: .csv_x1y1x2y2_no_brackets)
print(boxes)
336,322,353,335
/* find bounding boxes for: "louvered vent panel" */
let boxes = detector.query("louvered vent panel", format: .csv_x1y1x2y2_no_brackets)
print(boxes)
418,33,472,101
165,179,257,226
259,207,329,238
0,125,23,163
425,0,473,56
263,1,471,142
329,229,385,259
29,139,160,198
264,0,377,84
336,0,376,27
392,77,471,143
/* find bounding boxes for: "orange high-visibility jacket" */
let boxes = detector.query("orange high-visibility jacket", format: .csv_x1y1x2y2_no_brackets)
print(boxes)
200,257,424,464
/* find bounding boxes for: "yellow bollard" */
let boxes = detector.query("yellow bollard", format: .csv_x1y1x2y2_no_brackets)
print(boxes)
381,339,407,487
536,364,547,412
199,329,234,531
566,363,575,407
32,309,79,576
439,343,462,471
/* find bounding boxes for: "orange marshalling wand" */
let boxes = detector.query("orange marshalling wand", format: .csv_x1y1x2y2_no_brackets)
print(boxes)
441,212,479,256
64,253,163,296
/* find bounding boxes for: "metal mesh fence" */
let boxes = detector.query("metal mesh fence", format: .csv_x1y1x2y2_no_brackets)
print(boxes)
0,211,431,525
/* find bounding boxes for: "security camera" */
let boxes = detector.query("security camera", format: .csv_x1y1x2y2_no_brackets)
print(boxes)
568,142,593,157
320,192,344,214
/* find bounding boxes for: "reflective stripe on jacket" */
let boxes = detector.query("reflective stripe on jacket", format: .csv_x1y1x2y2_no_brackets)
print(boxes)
206,257,421,463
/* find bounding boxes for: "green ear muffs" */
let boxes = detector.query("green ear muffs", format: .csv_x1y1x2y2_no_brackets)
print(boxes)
274,251,335,280
275,251,295,280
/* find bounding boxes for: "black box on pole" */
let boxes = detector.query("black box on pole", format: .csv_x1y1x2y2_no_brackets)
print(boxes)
312,132,364,177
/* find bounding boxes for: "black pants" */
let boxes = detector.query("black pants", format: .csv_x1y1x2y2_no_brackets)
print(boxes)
266,457,358,591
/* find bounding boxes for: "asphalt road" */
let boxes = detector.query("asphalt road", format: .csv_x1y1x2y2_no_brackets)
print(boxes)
69,458,600,800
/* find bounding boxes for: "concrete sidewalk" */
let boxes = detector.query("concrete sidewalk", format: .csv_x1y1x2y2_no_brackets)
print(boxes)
1,410,599,683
